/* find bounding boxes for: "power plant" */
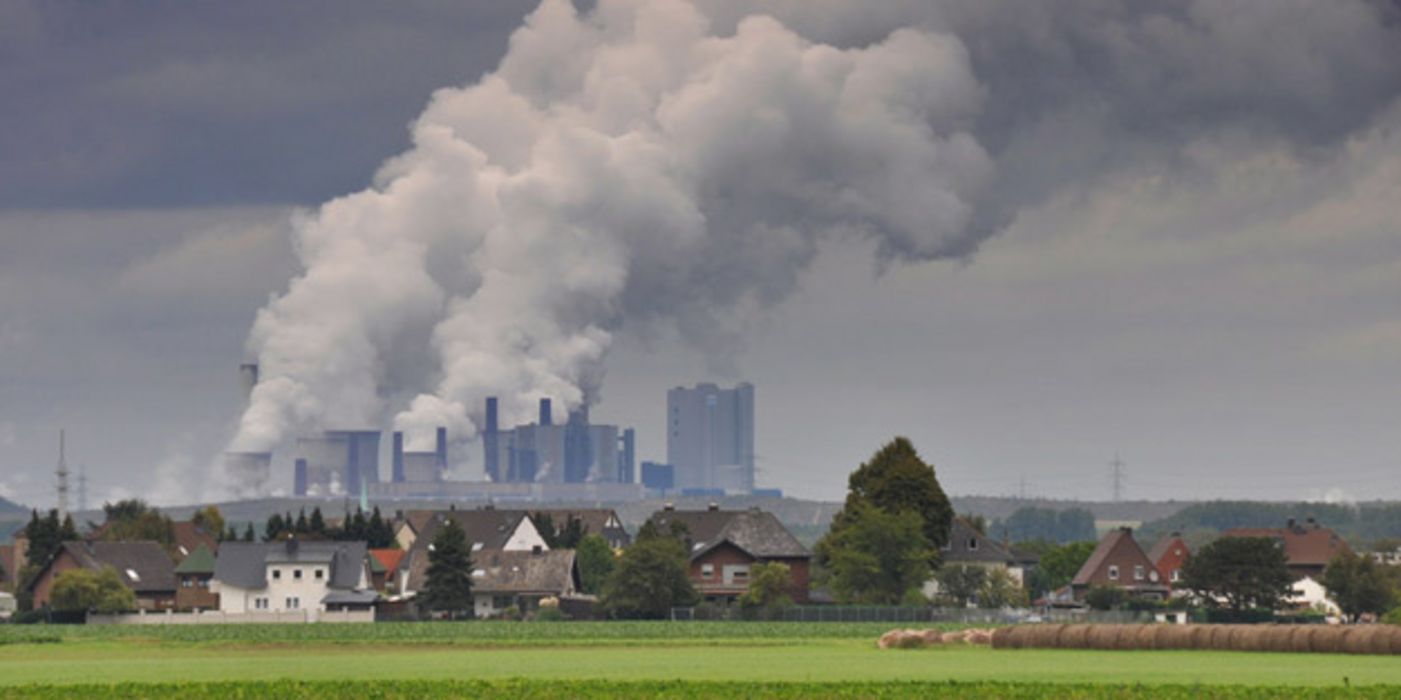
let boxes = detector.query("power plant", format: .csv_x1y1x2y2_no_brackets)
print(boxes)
229,364,769,502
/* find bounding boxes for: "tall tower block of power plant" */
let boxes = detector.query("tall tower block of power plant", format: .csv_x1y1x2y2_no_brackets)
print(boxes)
667,383,755,494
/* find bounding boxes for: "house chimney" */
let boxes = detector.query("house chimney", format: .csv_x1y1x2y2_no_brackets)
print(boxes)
285,538,299,556
707,502,720,512
663,502,675,512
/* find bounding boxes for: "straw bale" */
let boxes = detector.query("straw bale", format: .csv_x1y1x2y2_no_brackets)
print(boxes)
918,629,944,646
1085,624,1126,650
990,626,1018,649
1384,626,1401,655
1310,626,1346,654
1153,624,1195,650
1131,624,1158,650
1057,624,1093,649
1228,626,1263,652
966,628,995,646
1024,624,1062,649
1259,626,1294,653
1342,626,1383,655
877,630,901,649
942,631,968,645
1287,626,1316,653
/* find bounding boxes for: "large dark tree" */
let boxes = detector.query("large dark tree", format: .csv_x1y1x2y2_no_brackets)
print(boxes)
423,518,474,618
600,525,696,619
1182,536,1293,613
1021,541,1098,596
309,507,327,536
1322,550,1398,622
575,534,615,595
830,438,953,552
818,501,932,604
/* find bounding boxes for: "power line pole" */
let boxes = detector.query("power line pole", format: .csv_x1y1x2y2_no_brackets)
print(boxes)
1110,453,1126,503
56,429,70,516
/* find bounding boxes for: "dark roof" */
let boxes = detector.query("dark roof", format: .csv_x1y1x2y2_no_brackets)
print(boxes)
174,544,216,575
55,541,176,594
409,509,533,557
471,550,579,595
214,541,367,590
647,508,809,560
942,518,1018,564
171,522,219,562
1222,523,1351,569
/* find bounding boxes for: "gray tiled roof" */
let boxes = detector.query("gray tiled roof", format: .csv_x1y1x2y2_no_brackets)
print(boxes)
409,509,530,557
648,508,809,560
57,541,176,594
214,541,367,591
471,550,579,595
942,518,1019,564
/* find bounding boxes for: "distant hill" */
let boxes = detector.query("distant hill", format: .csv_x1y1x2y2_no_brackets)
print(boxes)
0,496,25,516
1138,500,1401,549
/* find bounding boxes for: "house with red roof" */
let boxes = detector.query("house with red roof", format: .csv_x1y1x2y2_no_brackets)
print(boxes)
1147,532,1191,587
1220,518,1351,581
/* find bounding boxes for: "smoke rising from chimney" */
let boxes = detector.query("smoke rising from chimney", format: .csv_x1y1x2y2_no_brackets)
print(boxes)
222,0,994,490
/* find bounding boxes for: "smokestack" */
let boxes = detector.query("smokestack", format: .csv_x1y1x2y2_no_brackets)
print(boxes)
391,431,405,483
484,397,500,482
539,398,552,426
294,458,308,496
435,427,448,475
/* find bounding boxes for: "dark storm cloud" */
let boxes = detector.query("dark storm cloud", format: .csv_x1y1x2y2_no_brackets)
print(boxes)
0,1,536,208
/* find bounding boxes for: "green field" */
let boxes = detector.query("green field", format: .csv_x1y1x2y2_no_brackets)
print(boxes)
1,622,1398,698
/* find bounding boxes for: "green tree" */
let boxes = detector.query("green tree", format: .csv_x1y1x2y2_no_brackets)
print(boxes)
1182,537,1293,612
222,525,238,542
24,509,74,571
575,534,615,595
600,527,696,619
294,509,310,535
242,523,256,542
191,506,225,539
828,438,953,554
1322,550,1399,622
979,568,1028,609
1085,584,1129,611
819,502,932,604
366,507,395,548
50,567,137,613
1023,540,1097,596
933,564,986,607
739,562,794,612
423,519,474,618
309,507,327,536
264,513,285,542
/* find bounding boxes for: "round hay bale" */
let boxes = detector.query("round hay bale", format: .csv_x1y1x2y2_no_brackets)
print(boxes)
1085,624,1115,650
1057,624,1093,650
990,626,1019,649
1287,626,1316,653
1130,624,1157,650
1027,624,1065,649
1260,626,1295,653
1230,626,1265,653
942,631,968,645
1384,626,1401,655
1199,625,1228,651
918,629,944,646
1342,626,1382,655
894,630,926,649
1153,624,1193,650
966,628,994,646
877,629,901,649
1310,626,1346,654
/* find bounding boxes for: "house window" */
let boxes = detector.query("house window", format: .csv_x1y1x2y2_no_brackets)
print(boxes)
1149,570,1160,583
181,579,193,588
1171,570,1180,583
1133,566,1144,581
255,598,269,610
493,595,513,609
701,564,714,578
272,569,281,580
315,569,324,580
968,538,979,551
294,569,303,580
1108,565,1119,581
286,597,300,609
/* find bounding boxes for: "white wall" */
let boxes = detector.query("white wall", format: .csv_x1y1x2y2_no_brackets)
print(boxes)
218,562,336,621
504,519,549,552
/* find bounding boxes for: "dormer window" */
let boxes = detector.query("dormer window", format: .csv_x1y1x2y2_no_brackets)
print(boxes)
1108,565,1119,581
968,538,978,551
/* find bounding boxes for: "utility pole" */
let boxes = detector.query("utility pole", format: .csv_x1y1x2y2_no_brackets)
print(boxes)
1110,453,1126,503
56,429,70,516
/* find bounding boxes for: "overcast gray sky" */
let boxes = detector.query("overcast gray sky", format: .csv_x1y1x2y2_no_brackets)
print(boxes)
3,0,1400,507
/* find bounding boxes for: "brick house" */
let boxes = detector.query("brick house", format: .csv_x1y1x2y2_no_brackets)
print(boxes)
647,505,811,604
1146,532,1191,587
28,541,177,611
1221,518,1350,581
174,544,219,611
1071,527,1170,601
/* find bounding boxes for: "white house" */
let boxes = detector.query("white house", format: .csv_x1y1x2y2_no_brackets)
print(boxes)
1289,575,1342,617
213,540,376,621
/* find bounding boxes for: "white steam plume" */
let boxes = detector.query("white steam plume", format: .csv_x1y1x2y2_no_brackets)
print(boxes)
226,0,993,484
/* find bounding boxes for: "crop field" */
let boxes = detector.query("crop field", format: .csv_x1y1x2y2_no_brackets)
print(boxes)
2,622,1400,698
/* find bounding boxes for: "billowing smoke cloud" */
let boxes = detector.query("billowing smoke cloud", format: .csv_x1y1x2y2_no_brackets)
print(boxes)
228,0,994,470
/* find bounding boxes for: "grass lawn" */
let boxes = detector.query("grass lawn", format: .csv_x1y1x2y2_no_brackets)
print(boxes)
1,623,1400,690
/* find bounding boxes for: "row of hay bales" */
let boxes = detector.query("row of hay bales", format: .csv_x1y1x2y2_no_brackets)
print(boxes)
990,624,1401,655
877,627,996,649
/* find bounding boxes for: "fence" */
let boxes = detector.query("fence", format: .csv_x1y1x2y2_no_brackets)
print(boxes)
86,609,374,625
669,605,1154,624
